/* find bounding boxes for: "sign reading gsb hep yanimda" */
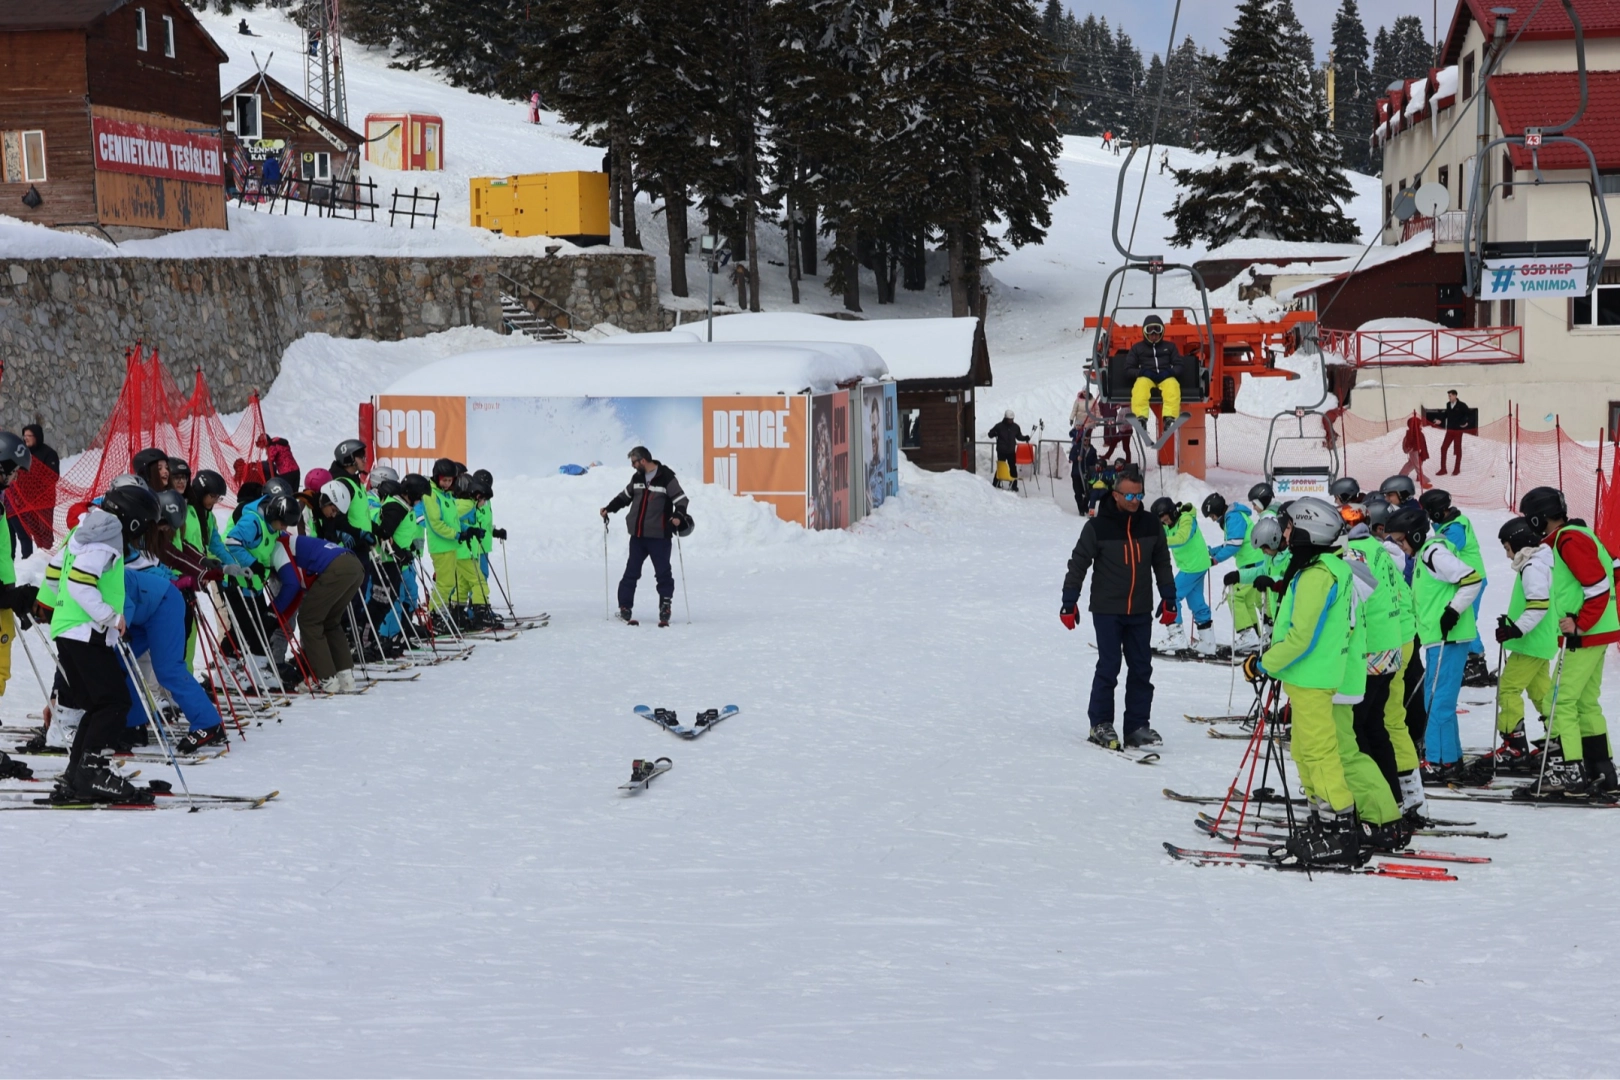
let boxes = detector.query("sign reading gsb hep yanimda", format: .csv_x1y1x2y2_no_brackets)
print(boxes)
1483,257,1590,298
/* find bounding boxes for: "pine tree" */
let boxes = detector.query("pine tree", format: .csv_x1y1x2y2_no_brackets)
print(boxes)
1371,15,1433,97
1274,0,1317,69
1167,0,1358,247
1330,0,1373,172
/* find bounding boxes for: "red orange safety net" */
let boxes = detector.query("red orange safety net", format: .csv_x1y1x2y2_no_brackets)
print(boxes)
7,344,267,547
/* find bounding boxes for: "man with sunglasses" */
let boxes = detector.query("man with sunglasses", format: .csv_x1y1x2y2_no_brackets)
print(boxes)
1058,463,1178,750
1126,314,1189,437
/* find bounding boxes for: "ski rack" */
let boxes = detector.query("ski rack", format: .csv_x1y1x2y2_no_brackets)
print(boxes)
1462,0,1612,298
1082,145,1216,456
1262,407,1340,495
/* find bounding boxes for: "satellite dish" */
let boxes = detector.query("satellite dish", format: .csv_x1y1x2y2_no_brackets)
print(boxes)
1392,189,1419,223
1415,182,1451,217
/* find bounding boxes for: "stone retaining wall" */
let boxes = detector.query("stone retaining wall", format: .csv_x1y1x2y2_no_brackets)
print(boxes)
0,251,662,453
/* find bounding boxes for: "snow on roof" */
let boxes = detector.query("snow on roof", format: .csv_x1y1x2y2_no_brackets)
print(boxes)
1433,64,1459,107
1198,239,1368,264
698,312,979,381
383,341,888,398
1404,77,1429,119
1274,233,1437,301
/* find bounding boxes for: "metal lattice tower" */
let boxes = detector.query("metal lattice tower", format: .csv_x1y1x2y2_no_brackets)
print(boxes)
303,0,348,126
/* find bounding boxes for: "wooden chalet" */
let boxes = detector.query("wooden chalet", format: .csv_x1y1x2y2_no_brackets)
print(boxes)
221,71,362,200
894,319,992,472
0,0,228,236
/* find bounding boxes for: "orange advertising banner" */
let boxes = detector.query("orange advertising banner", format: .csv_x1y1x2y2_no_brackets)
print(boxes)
373,395,467,475
704,395,808,526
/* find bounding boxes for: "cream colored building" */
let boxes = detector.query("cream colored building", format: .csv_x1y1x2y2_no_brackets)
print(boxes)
1347,0,1620,437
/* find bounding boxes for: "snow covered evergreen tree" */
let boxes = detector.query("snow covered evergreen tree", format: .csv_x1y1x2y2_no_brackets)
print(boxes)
1331,0,1374,171
1371,16,1433,99
1167,0,1357,247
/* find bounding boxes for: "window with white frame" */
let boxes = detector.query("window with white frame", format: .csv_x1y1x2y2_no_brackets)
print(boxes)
1572,265,1620,327
1,130,46,183
233,94,261,140
135,7,147,50
162,14,174,57
300,151,331,181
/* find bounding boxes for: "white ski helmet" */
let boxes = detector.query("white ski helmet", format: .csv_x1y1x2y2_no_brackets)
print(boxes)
367,464,399,490
320,479,352,514
1251,515,1284,554
1286,496,1345,546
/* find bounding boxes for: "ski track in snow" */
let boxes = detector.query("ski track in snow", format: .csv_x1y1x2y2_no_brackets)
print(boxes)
4,10,1615,1076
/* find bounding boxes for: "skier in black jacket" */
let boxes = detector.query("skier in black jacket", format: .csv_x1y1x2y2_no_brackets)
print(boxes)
601,446,690,627
1058,463,1178,749
1126,314,1189,431
986,411,1029,491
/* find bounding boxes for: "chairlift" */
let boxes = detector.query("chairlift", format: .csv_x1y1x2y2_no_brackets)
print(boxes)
1462,0,1613,300
1083,145,1217,457
1262,407,1341,498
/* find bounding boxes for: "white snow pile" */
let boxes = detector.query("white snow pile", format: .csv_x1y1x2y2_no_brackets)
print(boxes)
384,340,888,398
702,311,980,381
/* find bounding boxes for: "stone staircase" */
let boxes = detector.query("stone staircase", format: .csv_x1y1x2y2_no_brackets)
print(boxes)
500,292,579,343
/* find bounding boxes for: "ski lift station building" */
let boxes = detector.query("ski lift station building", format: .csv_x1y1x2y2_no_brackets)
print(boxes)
371,338,900,531
1331,0,1620,439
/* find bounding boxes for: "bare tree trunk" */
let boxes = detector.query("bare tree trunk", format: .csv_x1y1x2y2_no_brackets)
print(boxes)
608,144,620,229
902,225,926,291
786,193,801,305
801,202,818,276
665,179,689,298
964,162,982,316
840,224,862,312
948,222,968,317
617,134,640,250
747,198,761,312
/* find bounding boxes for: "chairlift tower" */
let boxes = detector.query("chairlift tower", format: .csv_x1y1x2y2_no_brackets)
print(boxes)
303,0,349,127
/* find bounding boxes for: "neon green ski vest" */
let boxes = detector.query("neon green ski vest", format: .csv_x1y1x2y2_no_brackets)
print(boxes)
424,488,460,554
1505,569,1560,660
386,495,424,551
1268,554,1353,689
474,502,494,556
49,543,125,639
1413,535,1478,645
1347,537,1409,653
1551,524,1620,647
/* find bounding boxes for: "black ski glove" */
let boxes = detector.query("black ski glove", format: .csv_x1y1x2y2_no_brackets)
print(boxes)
491,528,507,541
464,527,485,541
1253,575,1278,593
10,583,37,618
456,529,472,543
1242,653,1265,684
1223,570,1241,587
1494,614,1522,644
1439,607,1460,636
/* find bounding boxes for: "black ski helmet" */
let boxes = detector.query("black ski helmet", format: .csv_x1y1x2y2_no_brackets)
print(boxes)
402,474,432,502
167,456,191,481
1418,488,1452,522
154,489,186,530
101,485,160,539
1498,516,1542,552
1361,498,1392,529
1150,496,1178,519
452,472,477,498
471,475,493,500
1328,476,1361,503
1519,486,1567,533
333,439,367,468
1379,475,1416,502
431,458,457,480
131,447,169,482
676,512,695,538
0,431,32,475
262,476,299,502
1201,492,1227,521
1385,504,1429,547
192,469,228,499
473,468,493,492
260,493,301,528
1247,482,1273,510
376,477,403,500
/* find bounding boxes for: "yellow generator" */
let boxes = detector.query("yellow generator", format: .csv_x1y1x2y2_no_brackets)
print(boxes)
469,171,609,244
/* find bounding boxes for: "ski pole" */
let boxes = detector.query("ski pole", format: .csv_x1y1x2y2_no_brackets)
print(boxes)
15,618,53,710
1490,642,1506,782
676,534,691,625
1535,645,1569,793
499,537,517,621
603,519,611,620
117,636,195,812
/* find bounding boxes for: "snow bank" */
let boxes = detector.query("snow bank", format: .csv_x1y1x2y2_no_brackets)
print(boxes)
1198,238,1366,263
701,311,979,381
383,341,888,398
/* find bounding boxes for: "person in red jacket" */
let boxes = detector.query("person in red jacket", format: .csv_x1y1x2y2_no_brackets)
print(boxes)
256,433,302,489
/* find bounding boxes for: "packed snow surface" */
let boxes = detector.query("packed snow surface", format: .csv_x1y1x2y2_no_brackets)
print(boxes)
383,341,888,398
702,311,980,381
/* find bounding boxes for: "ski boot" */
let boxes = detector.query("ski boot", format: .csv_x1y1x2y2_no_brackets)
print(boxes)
652,708,680,729
1513,758,1591,800
1460,726,1536,784
53,757,154,805
1360,817,1414,853
476,605,505,630
1462,652,1497,687
618,607,638,626
1088,723,1121,751
1231,627,1263,656
0,751,33,781
336,669,358,694
176,724,228,755
1271,809,1363,868
1190,622,1217,657
1419,759,1464,786
380,634,407,660
1124,725,1163,748
1398,769,1430,827
1582,735,1620,801
16,728,50,755
658,597,672,628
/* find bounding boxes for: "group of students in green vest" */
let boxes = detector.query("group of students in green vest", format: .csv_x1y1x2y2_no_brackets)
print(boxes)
0,437,512,805
1199,474,1620,867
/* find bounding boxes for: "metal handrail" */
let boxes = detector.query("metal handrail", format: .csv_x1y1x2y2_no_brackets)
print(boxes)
495,271,587,342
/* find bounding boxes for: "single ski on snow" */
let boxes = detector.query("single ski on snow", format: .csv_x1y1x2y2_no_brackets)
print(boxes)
1162,843,1458,880
1192,817,1493,864
619,757,673,793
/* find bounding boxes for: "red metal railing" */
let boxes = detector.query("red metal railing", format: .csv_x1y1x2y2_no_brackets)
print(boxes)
1317,325,1523,367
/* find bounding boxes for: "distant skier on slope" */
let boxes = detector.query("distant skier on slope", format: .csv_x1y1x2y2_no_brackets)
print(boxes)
601,446,689,628
1057,463,1177,751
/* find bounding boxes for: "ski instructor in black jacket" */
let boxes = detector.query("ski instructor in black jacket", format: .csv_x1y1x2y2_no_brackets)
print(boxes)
1058,462,1177,750
601,446,690,627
